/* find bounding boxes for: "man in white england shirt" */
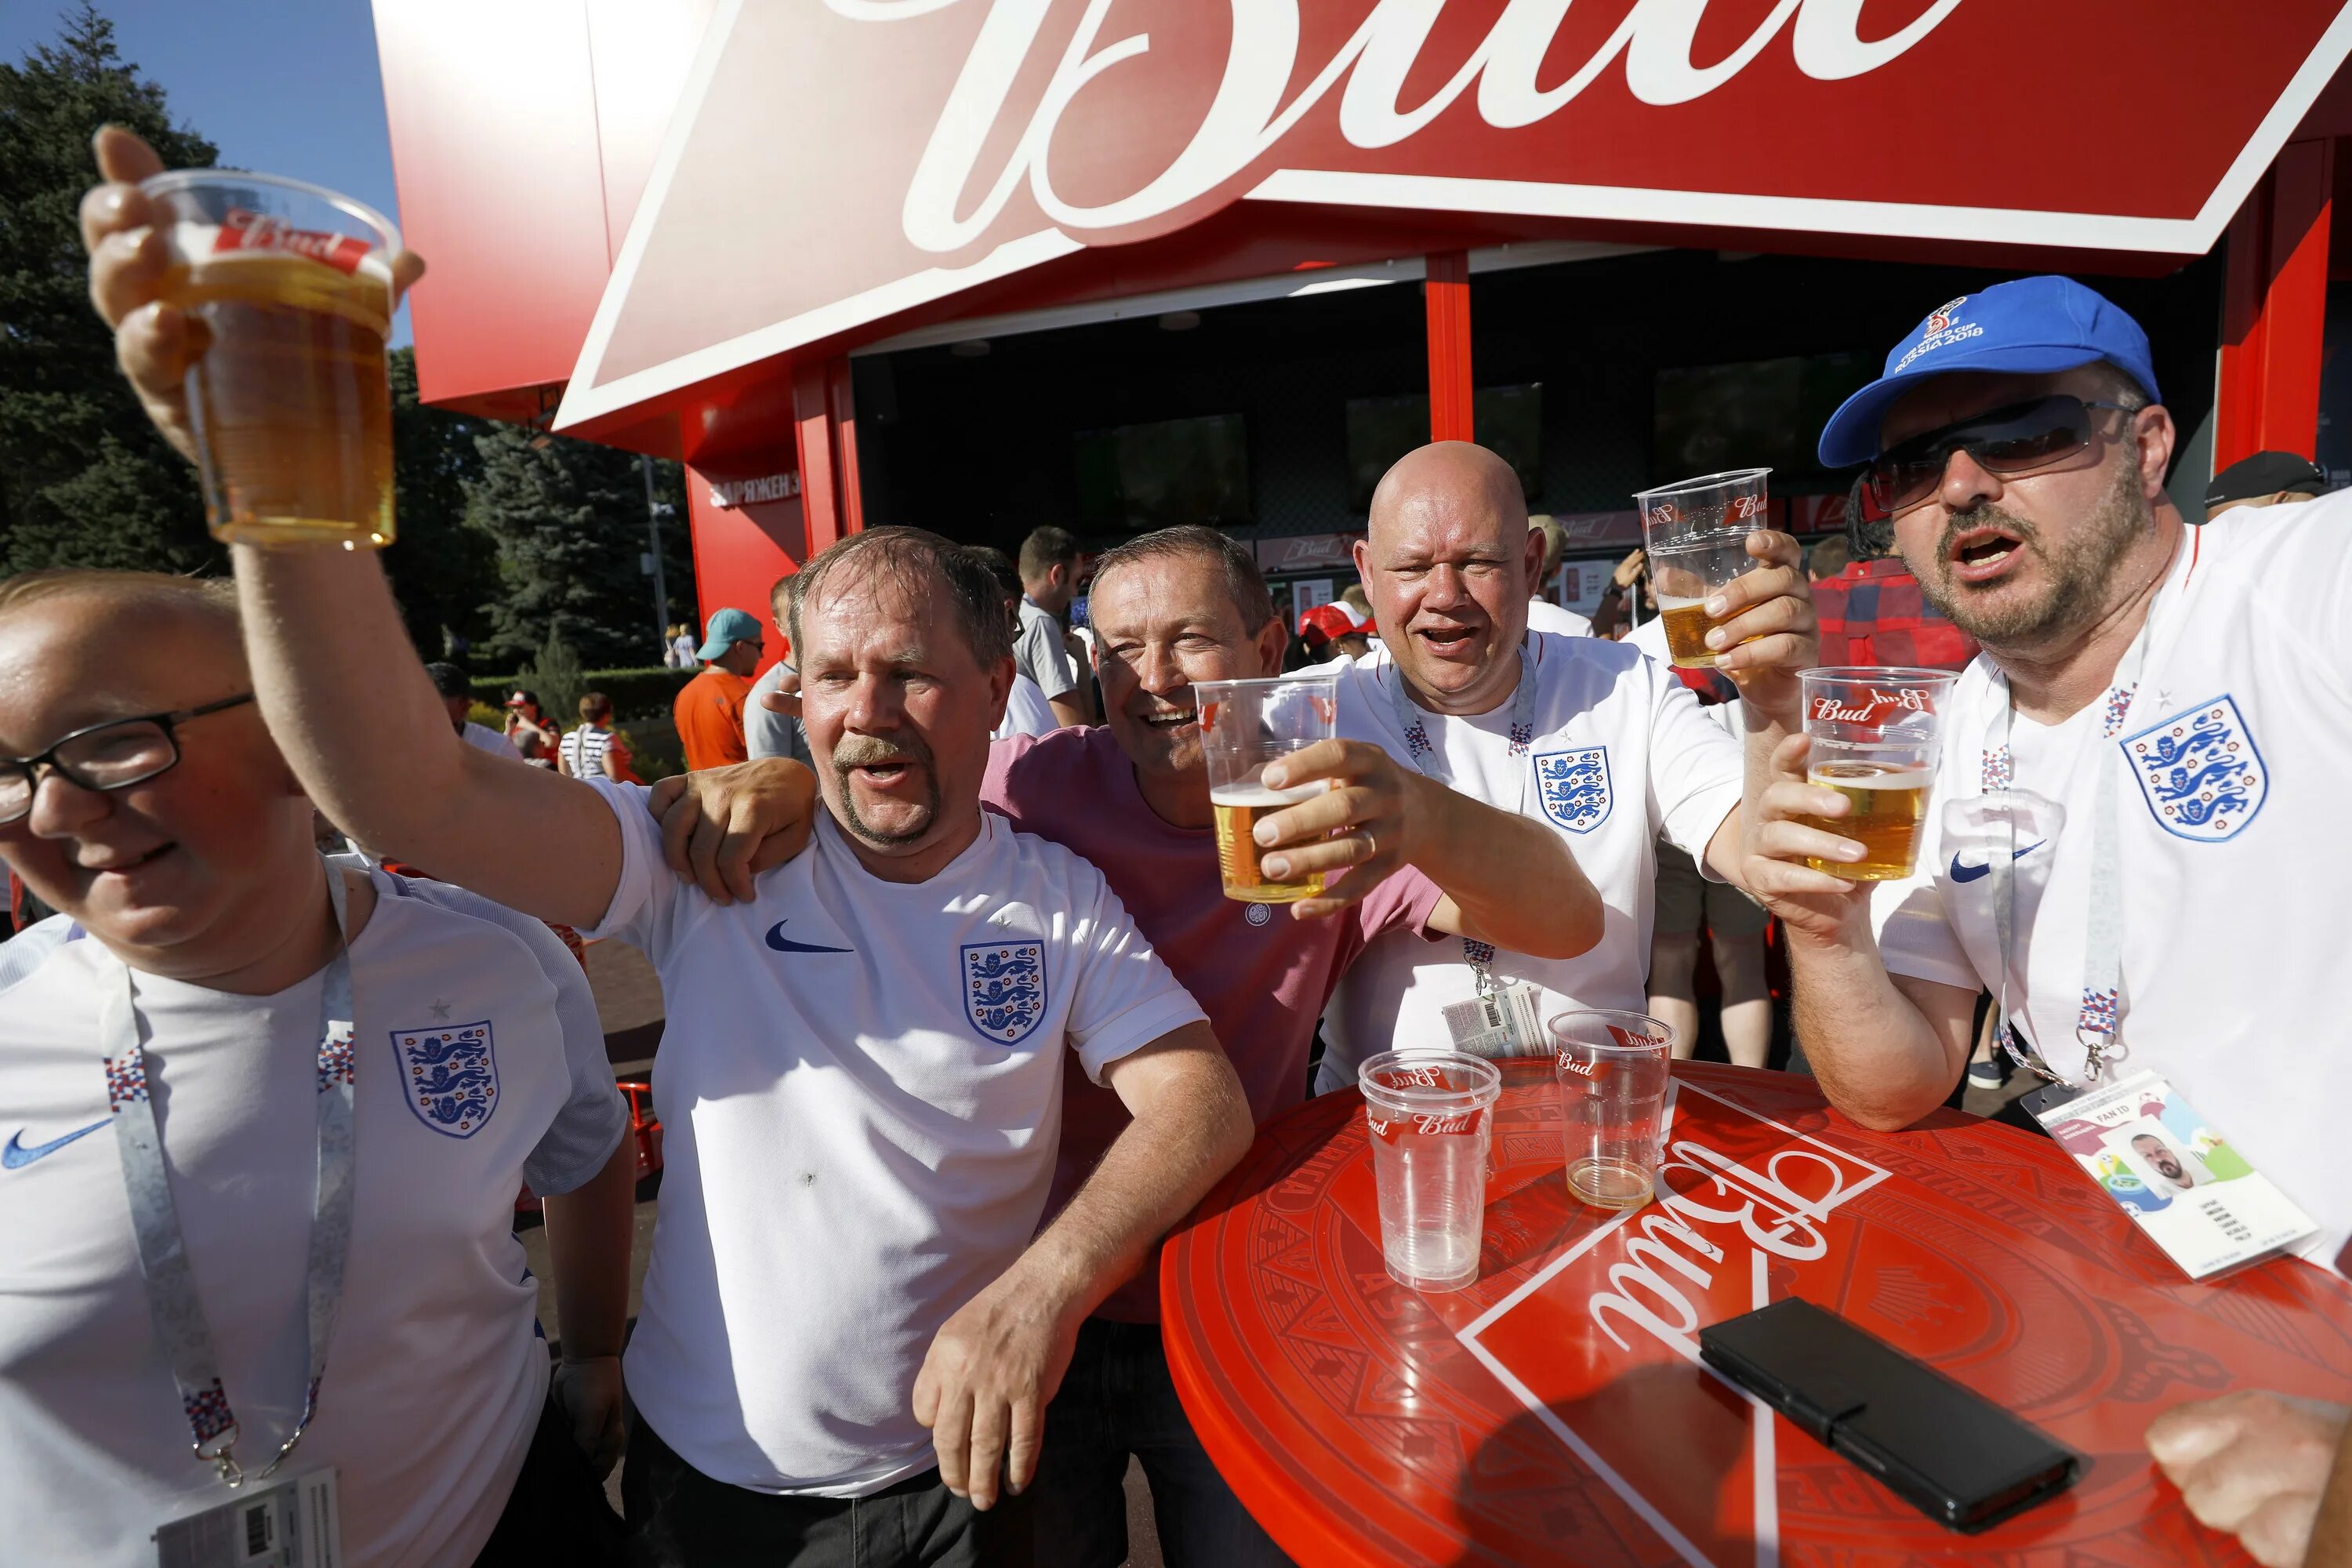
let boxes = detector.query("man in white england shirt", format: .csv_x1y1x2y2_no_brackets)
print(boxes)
0,570,637,1567
1312,441,1816,1091
1742,276,2352,1568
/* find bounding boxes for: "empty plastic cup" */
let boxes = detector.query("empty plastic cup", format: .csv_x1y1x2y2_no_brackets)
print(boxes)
1552,1011,1676,1210
1359,1051,1501,1290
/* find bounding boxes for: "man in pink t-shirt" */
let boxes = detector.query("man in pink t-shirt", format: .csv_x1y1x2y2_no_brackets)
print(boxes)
991,526,1595,1568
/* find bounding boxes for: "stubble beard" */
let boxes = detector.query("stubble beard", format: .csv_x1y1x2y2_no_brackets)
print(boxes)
1915,458,2151,651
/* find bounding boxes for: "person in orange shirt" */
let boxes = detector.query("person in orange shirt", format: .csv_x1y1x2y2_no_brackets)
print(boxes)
673,608,763,770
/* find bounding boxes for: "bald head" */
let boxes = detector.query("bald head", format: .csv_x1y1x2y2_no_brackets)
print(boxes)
1354,442,1544,716
1367,441,1528,547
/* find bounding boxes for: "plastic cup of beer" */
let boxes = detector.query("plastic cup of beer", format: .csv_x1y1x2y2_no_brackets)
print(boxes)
141,170,401,548
1552,1010,1675,1210
1195,675,1338,904
1795,667,1958,881
1634,468,1773,670
1359,1051,1501,1291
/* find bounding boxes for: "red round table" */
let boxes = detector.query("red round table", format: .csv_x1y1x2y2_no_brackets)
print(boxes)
1162,1062,2352,1566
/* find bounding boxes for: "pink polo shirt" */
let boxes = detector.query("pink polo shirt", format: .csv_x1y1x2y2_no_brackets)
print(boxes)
984,727,1442,1321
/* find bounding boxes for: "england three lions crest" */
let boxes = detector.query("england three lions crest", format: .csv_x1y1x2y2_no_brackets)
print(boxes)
962,941,1047,1045
2122,695,2267,842
1534,746,1613,833
392,1022,499,1138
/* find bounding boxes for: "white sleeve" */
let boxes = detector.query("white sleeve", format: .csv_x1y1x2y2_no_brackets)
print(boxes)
1059,862,1210,1085
1647,673,1744,873
1018,612,1078,700
572,778,680,960
367,871,626,1194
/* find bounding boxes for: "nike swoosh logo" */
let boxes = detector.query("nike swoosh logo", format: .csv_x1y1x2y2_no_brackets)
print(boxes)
2,1119,108,1170
1951,840,2045,884
764,920,853,955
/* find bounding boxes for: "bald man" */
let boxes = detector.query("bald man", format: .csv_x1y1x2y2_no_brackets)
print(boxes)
1311,442,1817,1088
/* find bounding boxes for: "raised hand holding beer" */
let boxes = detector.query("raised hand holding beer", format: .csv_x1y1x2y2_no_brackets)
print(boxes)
82,126,426,528
1633,470,1818,724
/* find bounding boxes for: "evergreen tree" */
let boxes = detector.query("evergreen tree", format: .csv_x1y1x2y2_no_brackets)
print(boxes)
383,346,497,659
514,619,586,735
465,421,689,669
0,5,218,575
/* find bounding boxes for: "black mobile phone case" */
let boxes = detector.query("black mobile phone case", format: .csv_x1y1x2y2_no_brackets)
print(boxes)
1697,1298,2080,1531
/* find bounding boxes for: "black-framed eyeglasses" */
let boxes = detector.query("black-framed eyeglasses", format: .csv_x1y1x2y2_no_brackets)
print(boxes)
1866,394,2138,517
0,693,255,826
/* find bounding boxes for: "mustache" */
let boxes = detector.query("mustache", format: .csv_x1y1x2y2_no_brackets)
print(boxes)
832,733,933,771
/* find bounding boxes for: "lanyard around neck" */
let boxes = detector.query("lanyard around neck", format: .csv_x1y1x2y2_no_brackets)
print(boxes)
106,860,358,1488
1987,548,2183,1086
1388,641,1538,987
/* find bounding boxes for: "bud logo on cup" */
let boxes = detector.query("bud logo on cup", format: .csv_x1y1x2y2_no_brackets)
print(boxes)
1367,1107,1487,1143
1558,1054,1613,1082
1810,688,1934,727
1604,1024,1672,1051
214,209,370,275
1728,494,1765,522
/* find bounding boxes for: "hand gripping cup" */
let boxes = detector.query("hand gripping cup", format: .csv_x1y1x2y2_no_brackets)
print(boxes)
1194,675,1338,904
1635,468,1772,670
142,170,401,548
1796,667,1958,881
1359,1051,1501,1290
1552,1011,1675,1210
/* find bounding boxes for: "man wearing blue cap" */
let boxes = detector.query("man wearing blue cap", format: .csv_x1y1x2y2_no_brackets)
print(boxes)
674,607,765,771
1743,275,2352,1568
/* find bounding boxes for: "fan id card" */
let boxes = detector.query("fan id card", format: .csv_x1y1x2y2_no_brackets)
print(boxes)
153,1468,341,1567
2032,1071,2315,1279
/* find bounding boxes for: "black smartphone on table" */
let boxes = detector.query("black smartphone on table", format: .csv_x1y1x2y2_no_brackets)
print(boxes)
1697,1298,2080,1532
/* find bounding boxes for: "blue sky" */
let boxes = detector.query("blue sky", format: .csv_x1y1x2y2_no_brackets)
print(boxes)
7,1,413,345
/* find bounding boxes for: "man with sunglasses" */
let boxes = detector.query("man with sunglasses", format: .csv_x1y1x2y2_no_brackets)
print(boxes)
1744,276,2352,1566
0,569,639,1565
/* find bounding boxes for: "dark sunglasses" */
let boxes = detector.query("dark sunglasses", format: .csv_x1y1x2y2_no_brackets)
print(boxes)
1866,394,2136,516
0,693,255,826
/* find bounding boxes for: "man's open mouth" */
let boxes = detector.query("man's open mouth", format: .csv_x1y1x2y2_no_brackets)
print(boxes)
853,760,916,785
1138,708,1195,731
1414,624,1479,653
1947,524,2025,583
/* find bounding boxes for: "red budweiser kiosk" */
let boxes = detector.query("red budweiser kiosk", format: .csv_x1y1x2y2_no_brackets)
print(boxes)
371,0,2352,647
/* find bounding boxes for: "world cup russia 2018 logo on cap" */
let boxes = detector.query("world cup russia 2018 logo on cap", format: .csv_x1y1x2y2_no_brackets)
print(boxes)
1896,296,1984,371
1922,296,1968,336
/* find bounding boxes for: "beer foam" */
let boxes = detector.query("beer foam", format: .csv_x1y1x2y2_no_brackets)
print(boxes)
1810,764,1931,789
1210,782,1321,807
1656,594,1706,611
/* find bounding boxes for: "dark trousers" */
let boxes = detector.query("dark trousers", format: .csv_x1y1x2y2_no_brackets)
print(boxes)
475,1390,630,1566
1028,1319,1290,1568
622,1412,1034,1567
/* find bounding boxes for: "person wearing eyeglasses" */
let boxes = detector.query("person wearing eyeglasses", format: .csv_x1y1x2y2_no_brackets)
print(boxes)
0,568,639,1565
1740,276,2352,1567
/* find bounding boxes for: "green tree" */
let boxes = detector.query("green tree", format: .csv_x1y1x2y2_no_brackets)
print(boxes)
383,346,497,658
514,619,586,735
465,421,689,668
0,4,218,575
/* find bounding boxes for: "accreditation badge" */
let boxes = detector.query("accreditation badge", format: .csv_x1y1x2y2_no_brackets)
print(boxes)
1440,979,1548,1057
2027,1071,2316,1280
152,1467,340,1568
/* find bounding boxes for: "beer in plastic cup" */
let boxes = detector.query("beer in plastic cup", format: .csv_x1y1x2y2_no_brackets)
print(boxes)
1634,468,1772,670
1551,1010,1675,1210
1796,667,1958,881
1195,675,1338,904
142,171,401,548
1359,1051,1501,1290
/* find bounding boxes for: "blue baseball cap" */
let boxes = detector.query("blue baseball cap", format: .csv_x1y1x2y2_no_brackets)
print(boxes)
695,607,764,661
1817,277,2161,468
